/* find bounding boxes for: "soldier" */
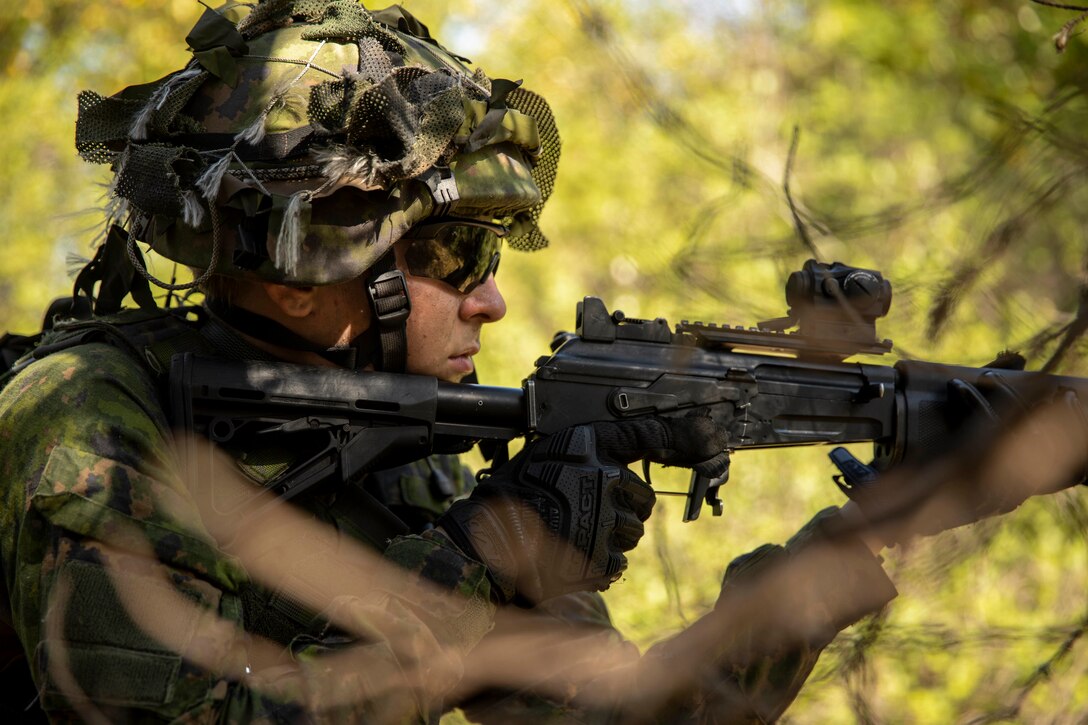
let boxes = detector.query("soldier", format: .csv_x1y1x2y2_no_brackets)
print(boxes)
0,2,1076,722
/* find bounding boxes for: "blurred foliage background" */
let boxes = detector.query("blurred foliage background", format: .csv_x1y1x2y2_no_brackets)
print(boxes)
2,0,1087,721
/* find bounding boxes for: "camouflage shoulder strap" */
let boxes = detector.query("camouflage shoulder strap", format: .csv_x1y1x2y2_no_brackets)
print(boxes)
2,303,213,388
0,297,93,386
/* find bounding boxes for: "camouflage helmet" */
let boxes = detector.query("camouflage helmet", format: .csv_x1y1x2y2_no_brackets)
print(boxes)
75,1,559,288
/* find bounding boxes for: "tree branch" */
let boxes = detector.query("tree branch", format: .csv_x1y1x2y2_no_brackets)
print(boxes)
1031,0,1088,12
784,125,820,259
1031,1,1088,51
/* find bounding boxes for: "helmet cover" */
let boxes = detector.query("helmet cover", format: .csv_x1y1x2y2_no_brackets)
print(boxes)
75,1,560,286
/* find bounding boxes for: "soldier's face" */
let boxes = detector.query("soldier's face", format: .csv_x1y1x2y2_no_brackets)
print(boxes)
251,236,506,380
398,243,507,383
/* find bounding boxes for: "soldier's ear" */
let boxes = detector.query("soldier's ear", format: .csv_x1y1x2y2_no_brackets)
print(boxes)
261,282,316,319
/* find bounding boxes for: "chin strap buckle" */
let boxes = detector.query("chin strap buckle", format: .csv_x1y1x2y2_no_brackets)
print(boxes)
366,250,411,372
368,269,411,330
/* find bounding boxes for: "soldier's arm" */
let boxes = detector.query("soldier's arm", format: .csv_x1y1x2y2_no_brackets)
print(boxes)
376,455,889,723
390,458,886,723
442,509,892,725
593,507,896,723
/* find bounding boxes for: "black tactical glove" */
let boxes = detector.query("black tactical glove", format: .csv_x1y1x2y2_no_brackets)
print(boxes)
833,365,1088,547
438,417,728,606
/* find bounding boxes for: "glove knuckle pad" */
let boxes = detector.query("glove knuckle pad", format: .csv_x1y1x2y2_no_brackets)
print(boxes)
610,509,645,552
605,552,628,582
539,425,597,464
614,473,655,521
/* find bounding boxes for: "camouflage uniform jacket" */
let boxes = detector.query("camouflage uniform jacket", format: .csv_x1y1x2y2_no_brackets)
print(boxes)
0,311,897,723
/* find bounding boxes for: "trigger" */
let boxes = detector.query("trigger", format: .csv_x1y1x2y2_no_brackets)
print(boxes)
642,459,653,487
683,471,728,522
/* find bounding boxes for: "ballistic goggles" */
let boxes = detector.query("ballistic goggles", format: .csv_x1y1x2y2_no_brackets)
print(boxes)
401,217,507,294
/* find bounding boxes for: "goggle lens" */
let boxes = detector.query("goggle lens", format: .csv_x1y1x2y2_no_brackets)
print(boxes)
402,218,506,293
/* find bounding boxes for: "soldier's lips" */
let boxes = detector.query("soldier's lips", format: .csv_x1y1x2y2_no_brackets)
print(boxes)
449,347,478,376
449,356,473,375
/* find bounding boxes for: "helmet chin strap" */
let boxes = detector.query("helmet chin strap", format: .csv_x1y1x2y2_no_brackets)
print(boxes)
363,248,411,373
205,249,411,372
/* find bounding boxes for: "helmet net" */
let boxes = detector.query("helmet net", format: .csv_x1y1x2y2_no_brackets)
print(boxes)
74,0,560,288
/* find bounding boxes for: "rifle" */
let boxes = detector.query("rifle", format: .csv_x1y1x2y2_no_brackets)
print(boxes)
169,260,1088,523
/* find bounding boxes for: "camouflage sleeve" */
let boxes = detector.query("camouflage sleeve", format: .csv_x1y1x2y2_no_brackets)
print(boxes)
364,455,626,723
611,506,898,723
283,430,893,723
368,459,894,724
454,590,639,724
366,456,642,723
0,344,495,722
441,507,893,725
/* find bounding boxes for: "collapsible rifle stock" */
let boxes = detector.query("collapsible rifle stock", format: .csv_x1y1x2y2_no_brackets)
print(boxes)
170,260,1088,522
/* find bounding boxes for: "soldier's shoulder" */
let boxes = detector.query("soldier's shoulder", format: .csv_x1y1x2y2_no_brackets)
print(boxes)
1,340,155,409
0,338,170,462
